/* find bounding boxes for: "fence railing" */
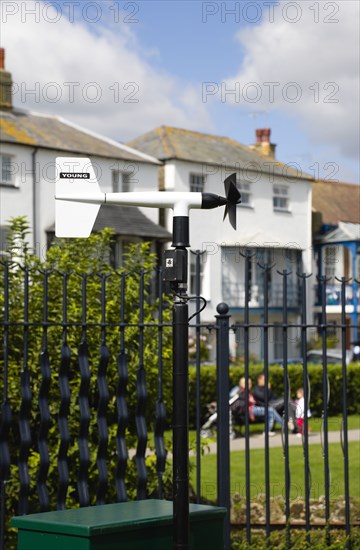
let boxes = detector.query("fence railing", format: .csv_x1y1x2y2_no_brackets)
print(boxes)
315,283,360,307
222,280,301,308
204,253,358,549
0,261,174,549
0,256,359,549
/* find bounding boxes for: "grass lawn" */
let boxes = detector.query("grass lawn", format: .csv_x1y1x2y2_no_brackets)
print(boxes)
190,441,360,501
305,414,359,433
150,415,360,450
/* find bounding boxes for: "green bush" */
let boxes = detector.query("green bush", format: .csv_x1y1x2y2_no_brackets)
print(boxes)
189,364,360,428
230,527,360,550
0,217,174,547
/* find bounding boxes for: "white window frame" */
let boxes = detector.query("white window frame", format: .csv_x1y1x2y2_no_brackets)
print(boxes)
273,184,290,212
0,225,10,257
112,170,132,192
189,251,207,294
237,178,253,207
189,173,206,193
0,154,16,187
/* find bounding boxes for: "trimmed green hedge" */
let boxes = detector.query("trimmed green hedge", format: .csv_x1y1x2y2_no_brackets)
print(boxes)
189,363,360,429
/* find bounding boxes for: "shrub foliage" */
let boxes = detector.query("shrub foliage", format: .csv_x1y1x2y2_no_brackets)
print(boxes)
0,218,174,545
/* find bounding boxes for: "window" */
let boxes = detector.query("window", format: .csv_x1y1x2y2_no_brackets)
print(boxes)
273,323,283,359
237,179,252,206
112,170,131,192
273,185,290,211
189,173,205,192
110,237,142,268
324,245,338,278
190,252,206,294
0,154,15,186
0,226,10,257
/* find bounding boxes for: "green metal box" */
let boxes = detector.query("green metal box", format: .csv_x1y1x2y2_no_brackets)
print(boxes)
11,499,226,550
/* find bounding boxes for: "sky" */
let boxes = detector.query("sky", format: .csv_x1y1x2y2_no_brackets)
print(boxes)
1,0,359,182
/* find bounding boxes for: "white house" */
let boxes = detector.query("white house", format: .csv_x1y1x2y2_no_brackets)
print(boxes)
129,126,314,361
0,48,170,262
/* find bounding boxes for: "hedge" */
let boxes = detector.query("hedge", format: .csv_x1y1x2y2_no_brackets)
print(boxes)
188,363,360,429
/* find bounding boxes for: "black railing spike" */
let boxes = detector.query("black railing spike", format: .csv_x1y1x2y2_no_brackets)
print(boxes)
135,270,148,500
57,272,71,510
18,267,31,516
96,342,110,505
154,269,167,499
281,269,291,550
77,339,91,507
318,275,331,544
77,274,91,507
95,271,110,505
0,261,11,550
339,277,351,547
115,351,129,502
276,268,292,277
37,270,51,512
57,343,71,510
302,367,313,535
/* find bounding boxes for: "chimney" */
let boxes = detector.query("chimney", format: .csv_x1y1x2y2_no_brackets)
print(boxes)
250,128,276,159
0,48,13,111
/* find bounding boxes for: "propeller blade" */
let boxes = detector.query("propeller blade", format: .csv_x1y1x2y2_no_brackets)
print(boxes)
223,204,228,222
228,203,237,230
224,173,241,204
223,173,241,230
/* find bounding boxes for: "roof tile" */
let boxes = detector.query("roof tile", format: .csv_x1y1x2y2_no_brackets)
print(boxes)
0,109,159,163
312,180,360,225
128,125,313,180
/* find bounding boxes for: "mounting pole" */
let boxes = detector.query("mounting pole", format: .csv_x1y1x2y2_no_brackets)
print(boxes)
163,216,190,550
54,158,241,549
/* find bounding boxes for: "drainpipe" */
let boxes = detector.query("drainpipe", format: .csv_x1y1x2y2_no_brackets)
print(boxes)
351,242,358,344
32,147,38,250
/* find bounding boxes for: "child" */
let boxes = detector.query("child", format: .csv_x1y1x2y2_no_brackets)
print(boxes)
295,387,311,436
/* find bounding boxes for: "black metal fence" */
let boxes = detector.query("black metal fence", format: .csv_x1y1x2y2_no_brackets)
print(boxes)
210,252,358,550
0,255,359,549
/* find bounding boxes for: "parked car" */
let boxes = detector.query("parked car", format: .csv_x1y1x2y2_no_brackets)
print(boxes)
270,349,351,367
269,358,303,366
306,349,351,365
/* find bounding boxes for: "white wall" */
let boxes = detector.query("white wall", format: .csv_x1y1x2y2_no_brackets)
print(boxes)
161,158,312,361
0,143,160,257
162,159,312,311
0,143,34,235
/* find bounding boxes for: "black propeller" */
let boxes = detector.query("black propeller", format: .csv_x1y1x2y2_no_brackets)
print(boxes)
223,173,241,229
201,173,241,229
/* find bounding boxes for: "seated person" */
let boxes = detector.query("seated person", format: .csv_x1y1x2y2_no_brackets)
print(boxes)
230,377,283,436
252,373,297,432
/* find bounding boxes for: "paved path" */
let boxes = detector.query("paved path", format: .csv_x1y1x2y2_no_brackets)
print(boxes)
129,429,359,458
203,428,360,454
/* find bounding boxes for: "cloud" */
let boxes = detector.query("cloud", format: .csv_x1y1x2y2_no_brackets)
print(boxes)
1,0,212,140
223,0,359,160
